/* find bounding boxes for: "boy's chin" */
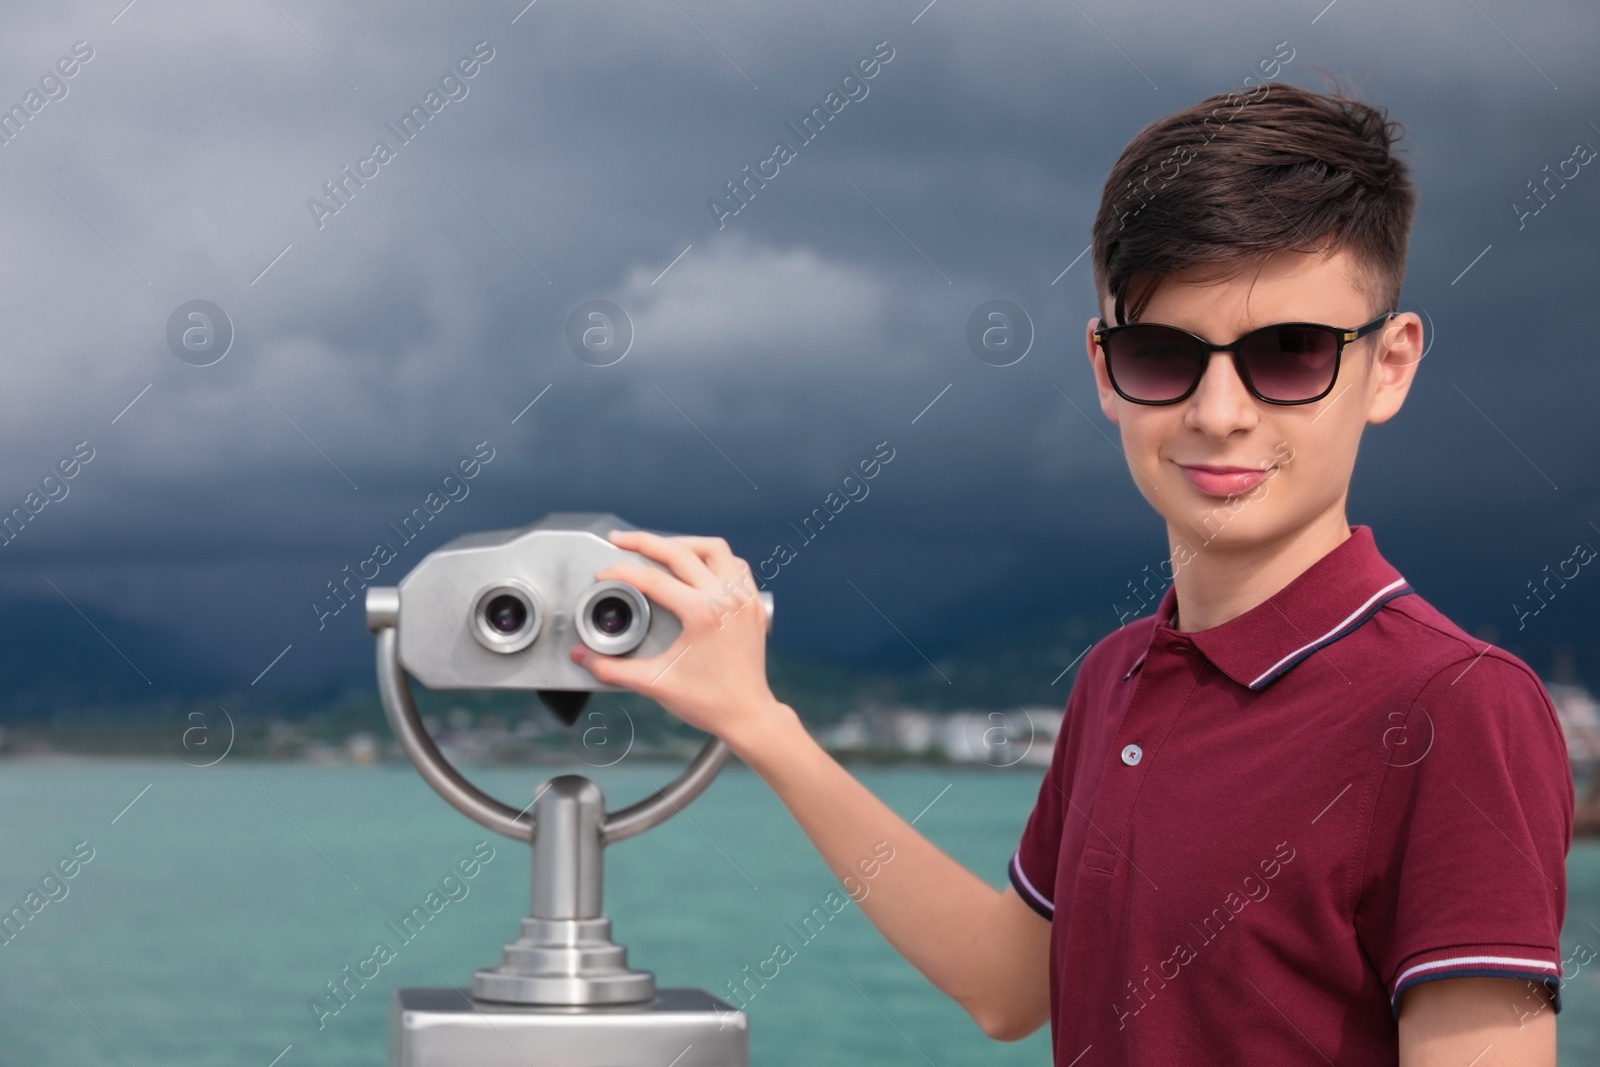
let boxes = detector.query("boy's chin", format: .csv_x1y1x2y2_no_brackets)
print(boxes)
1165,509,1274,549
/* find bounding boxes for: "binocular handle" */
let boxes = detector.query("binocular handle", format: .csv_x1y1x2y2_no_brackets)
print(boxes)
374,626,729,845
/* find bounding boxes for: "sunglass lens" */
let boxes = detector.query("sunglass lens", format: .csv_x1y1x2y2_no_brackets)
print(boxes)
1106,325,1201,402
1237,326,1339,402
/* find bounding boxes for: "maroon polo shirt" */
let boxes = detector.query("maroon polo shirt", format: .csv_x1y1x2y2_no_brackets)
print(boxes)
1009,524,1573,1066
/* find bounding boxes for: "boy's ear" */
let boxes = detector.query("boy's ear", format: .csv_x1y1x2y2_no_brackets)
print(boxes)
1363,312,1424,426
1086,315,1121,425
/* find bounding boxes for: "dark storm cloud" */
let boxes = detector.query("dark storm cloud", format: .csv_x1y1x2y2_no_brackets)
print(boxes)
0,0,1596,686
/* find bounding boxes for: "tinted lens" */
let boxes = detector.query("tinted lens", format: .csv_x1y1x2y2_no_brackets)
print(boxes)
1236,325,1340,402
1104,325,1203,402
592,596,633,635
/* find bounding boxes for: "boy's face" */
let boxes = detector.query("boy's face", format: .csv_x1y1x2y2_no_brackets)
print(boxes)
1084,247,1424,557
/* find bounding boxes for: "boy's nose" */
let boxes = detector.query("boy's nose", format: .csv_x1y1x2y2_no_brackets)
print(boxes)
1184,350,1259,432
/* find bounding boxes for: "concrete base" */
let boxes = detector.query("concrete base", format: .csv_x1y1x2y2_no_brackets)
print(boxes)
389,987,749,1067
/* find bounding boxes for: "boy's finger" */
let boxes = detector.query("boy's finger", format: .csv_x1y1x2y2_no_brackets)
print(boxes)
606,529,718,588
570,641,643,690
671,535,741,576
570,634,686,698
591,561,702,622
609,531,755,596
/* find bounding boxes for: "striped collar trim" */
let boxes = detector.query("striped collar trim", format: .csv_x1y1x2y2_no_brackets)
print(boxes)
1122,526,1414,691
1241,577,1411,689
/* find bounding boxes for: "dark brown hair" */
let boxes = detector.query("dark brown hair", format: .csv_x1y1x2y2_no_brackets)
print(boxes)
1091,79,1417,327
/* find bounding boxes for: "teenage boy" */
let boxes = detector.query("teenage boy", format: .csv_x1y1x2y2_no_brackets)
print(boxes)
570,82,1573,1066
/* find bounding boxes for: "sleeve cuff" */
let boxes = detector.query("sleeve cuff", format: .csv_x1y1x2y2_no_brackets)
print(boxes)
1388,945,1563,1020
1008,850,1054,921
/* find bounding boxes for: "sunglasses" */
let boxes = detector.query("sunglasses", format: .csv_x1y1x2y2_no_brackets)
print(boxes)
1093,311,1395,405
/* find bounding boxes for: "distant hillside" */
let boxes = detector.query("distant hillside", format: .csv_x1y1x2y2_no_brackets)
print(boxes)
0,598,232,719
0,587,1114,730
768,612,1105,720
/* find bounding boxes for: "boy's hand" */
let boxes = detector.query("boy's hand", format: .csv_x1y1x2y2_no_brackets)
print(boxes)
569,529,780,744
574,531,1050,1043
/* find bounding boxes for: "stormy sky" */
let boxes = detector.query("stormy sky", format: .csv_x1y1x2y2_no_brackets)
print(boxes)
0,0,1597,693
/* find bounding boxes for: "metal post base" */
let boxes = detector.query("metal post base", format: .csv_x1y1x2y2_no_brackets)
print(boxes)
390,987,750,1067
473,916,655,1004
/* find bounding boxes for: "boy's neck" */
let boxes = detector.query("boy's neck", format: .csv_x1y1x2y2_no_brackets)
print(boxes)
1165,510,1354,633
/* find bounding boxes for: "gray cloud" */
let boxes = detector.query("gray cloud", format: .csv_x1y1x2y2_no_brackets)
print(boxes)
0,0,1596,684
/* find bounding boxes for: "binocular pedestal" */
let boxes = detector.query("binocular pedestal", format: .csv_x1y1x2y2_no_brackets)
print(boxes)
389,775,748,1067
369,515,766,1066
473,776,654,1005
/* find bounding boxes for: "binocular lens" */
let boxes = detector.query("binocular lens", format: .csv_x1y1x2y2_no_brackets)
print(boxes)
574,581,650,656
485,594,528,635
591,596,633,636
470,582,542,654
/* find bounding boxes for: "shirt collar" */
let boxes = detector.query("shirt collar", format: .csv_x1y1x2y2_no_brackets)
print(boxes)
1122,525,1414,691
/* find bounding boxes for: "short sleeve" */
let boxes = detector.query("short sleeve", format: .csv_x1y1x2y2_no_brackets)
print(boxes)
1008,684,1085,920
1354,653,1574,1019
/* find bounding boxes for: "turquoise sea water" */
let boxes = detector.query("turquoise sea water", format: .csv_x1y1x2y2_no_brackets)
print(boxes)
0,761,1595,1065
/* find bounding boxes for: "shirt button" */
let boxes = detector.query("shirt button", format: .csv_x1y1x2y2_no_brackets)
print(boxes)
1166,640,1188,654
1121,743,1143,766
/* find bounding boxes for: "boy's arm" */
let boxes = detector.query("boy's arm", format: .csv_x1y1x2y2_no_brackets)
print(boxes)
1398,976,1555,1066
735,700,1052,1040
569,530,1053,1040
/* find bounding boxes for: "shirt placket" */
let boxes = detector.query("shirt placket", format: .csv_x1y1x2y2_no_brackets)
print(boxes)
1056,636,1203,1057
1081,635,1201,872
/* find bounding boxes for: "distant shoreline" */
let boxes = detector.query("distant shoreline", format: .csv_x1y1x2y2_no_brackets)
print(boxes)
0,750,1046,770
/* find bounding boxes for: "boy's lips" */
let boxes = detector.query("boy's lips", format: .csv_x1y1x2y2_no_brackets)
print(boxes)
1177,463,1274,497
